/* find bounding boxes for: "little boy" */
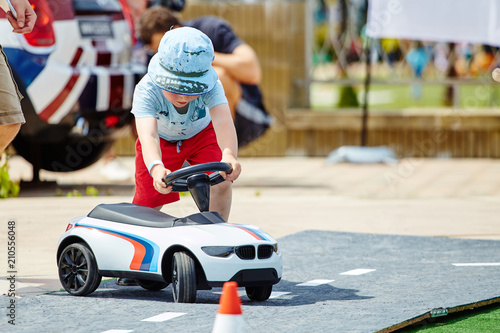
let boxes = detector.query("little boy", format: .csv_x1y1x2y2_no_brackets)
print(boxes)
131,27,241,221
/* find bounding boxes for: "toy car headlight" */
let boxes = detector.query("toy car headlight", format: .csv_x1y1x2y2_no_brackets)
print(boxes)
273,243,279,254
201,246,234,258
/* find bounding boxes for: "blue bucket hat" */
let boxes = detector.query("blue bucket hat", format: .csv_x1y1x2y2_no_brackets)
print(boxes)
148,27,218,95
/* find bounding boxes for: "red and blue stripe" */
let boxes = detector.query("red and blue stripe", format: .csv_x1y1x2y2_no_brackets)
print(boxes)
75,223,159,272
228,224,271,241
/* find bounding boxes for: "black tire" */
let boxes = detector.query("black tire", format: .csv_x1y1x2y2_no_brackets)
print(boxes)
13,132,113,172
58,243,102,296
10,77,115,173
245,285,273,301
171,251,197,303
137,279,169,291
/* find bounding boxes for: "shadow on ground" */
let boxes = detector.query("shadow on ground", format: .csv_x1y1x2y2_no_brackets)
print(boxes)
47,278,372,307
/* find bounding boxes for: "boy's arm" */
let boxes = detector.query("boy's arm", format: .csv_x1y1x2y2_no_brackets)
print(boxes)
135,117,172,194
209,103,241,181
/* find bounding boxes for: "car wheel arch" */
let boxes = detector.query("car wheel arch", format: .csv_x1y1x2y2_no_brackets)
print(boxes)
9,68,116,174
56,236,92,263
161,245,209,289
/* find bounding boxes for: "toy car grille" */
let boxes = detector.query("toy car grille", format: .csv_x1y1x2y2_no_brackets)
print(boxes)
258,245,274,259
235,246,255,260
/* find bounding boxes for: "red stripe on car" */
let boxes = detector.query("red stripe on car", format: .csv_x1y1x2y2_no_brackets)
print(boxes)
71,47,84,67
229,224,263,240
38,48,84,122
109,74,124,109
92,40,112,66
38,72,79,122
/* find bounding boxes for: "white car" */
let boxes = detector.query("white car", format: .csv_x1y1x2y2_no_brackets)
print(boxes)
56,163,283,303
0,0,146,179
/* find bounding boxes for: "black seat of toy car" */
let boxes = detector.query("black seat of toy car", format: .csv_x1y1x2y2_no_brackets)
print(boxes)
88,203,177,228
88,202,226,228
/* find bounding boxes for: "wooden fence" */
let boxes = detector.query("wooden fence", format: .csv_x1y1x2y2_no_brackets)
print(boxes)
286,109,500,158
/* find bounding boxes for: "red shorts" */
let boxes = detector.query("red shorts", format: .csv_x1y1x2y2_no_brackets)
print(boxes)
133,122,222,208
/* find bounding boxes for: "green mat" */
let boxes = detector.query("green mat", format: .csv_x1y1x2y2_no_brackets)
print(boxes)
397,302,500,332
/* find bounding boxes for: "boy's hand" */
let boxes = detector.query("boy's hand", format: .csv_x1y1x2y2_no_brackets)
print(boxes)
221,149,241,182
151,165,172,194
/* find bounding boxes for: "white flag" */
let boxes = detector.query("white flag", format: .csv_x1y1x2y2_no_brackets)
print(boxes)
366,0,500,46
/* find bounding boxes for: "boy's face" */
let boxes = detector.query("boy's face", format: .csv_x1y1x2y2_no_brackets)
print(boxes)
162,90,200,108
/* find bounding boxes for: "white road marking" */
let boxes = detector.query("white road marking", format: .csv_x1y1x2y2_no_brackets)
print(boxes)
142,312,186,322
101,330,134,333
339,269,376,275
296,279,334,287
269,291,291,299
213,290,290,298
214,290,291,299
452,263,500,267
94,288,119,292
213,290,247,297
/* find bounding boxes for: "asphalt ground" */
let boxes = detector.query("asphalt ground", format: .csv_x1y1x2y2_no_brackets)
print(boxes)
1,231,499,332
1,155,500,331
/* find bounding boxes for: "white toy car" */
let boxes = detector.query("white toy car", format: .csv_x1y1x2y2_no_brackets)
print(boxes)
56,163,282,303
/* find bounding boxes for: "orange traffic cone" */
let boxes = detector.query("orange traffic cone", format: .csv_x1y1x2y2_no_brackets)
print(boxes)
212,281,245,333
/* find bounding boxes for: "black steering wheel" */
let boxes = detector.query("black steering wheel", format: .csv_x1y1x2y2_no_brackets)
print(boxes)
162,162,232,192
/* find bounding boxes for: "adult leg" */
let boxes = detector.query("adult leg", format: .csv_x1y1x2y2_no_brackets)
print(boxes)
0,123,21,152
0,47,24,153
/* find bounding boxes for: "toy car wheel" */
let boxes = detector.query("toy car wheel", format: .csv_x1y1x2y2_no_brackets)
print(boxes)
58,243,102,296
171,251,197,303
245,285,273,301
136,279,169,291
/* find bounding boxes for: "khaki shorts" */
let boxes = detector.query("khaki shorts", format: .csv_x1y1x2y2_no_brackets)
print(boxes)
0,45,25,126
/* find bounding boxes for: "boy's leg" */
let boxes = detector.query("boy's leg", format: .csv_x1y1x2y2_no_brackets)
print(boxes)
185,123,232,221
209,181,232,221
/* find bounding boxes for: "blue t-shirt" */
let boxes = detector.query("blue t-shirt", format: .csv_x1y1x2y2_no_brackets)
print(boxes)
131,75,228,142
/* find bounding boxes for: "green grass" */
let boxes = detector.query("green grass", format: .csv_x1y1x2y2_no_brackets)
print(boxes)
396,302,500,332
310,83,500,110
